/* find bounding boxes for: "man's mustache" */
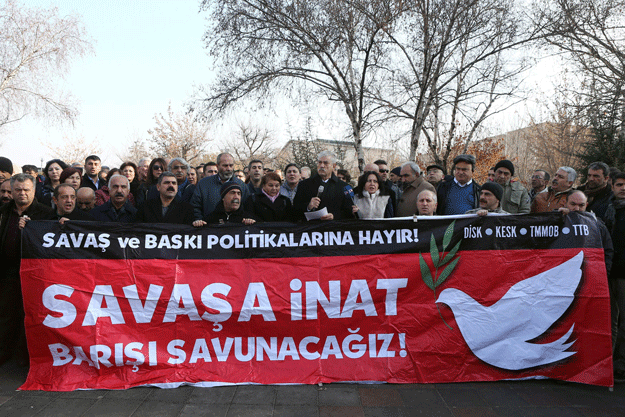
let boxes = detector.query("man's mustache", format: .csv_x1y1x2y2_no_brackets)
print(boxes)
231,199,240,205
114,192,124,198
167,187,175,192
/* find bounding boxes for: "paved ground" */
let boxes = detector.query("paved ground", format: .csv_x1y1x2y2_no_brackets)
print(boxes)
1,358,623,416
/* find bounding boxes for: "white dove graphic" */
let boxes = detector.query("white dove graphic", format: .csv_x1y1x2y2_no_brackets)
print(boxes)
436,251,583,371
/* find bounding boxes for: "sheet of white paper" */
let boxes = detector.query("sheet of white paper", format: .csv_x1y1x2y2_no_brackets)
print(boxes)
304,207,328,221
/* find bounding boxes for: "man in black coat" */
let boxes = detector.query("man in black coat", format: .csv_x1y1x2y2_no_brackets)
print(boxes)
0,174,55,367
136,171,194,224
52,184,93,221
292,151,354,221
80,155,104,191
193,182,256,226
606,173,625,381
578,161,614,229
90,174,137,222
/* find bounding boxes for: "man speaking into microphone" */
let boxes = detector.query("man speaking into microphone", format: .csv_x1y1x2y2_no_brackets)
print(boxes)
293,151,356,221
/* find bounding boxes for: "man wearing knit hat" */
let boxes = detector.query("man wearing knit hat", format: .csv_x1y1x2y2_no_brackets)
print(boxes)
466,182,508,216
494,159,530,214
193,182,256,225
0,157,13,182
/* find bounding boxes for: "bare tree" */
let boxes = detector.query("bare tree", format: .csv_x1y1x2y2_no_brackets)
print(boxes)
147,104,211,163
118,137,151,164
524,80,591,176
225,122,276,168
196,0,401,172
0,0,92,130
275,117,323,171
375,0,535,163
534,0,625,171
43,134,101,164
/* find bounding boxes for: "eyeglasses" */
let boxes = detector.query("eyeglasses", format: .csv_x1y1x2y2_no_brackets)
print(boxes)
379,169,389,173
153,166,163,170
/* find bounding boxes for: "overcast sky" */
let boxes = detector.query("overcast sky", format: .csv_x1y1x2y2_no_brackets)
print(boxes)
1,0,218,167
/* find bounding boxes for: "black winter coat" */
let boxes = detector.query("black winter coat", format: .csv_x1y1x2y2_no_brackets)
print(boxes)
245,192,296,223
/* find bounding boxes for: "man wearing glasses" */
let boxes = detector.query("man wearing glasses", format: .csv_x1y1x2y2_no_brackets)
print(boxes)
529,170,550,202
168,158,193,202
375,159,400,211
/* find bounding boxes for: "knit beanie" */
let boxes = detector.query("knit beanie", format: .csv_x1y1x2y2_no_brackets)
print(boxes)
220,181,242,199
0,157,13,175
481,182,504,202
494,159,515,177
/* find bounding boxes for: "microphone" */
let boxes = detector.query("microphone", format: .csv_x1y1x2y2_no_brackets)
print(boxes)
343,185,355,205
343,185,358,218
310,185,324,211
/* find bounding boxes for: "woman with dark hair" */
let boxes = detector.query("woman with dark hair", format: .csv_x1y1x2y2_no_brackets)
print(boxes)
120,161,140,199
136,158,167,208
337,169,352,185
38,159,68,206
60,167,83,190
245,172,295,222
352,171,393,219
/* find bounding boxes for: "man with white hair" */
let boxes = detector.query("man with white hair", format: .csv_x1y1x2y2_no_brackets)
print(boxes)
90,174,137,222
531,166,576,213
168,157,193,201
137,158,150,183
293,150,354,221
397,161,436,217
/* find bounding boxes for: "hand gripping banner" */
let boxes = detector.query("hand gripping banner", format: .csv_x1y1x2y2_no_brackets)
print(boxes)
19,212,613,390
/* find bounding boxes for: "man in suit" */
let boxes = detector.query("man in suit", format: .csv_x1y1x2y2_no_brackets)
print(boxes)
136,171,194,224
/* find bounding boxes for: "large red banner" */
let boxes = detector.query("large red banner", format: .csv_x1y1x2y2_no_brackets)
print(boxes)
19,213,613,390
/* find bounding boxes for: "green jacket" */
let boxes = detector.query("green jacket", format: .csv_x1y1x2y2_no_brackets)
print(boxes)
501,181,530,214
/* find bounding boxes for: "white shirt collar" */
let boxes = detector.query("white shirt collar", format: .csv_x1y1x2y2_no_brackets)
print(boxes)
453,178,473,187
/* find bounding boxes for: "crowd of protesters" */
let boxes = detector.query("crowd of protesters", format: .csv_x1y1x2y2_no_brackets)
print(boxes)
0,151,624,380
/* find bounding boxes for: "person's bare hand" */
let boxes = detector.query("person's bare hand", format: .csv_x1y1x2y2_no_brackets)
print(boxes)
308,197,321,211
193,220,207,227
558,207,570,216
18,216,30,229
